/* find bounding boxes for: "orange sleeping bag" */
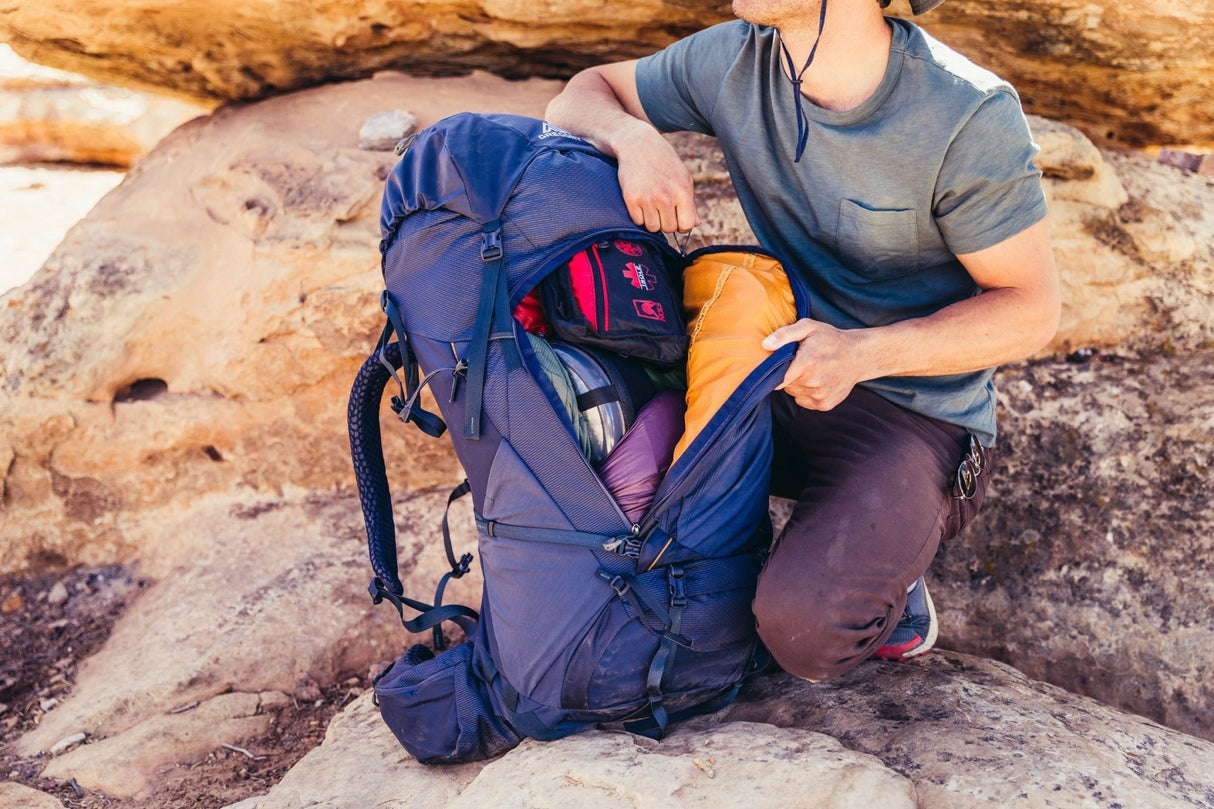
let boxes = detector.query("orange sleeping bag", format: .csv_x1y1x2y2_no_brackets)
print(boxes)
672,250,798,463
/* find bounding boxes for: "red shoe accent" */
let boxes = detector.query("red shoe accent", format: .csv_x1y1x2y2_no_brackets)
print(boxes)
874,636,924,662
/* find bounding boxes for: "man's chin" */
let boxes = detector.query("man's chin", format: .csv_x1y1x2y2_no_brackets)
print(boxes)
731,0,782,27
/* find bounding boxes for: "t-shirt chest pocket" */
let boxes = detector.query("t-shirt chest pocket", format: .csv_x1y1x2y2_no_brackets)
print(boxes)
835,199,921,282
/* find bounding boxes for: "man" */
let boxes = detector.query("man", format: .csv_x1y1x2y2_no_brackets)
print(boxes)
545,0,1060,681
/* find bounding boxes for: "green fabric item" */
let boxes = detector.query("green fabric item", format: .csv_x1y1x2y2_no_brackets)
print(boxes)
527,333,592,458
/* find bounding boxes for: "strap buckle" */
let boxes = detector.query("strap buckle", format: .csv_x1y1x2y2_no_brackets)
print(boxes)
481,228,503,262
451,552,474,578
668,567,687,609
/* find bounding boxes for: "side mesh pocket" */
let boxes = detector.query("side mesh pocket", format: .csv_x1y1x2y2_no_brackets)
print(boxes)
374,642,522,765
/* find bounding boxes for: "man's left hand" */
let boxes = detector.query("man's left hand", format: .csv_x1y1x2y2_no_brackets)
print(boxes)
762,319,866,412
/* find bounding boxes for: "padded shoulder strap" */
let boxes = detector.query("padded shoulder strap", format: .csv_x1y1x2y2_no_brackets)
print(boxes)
349,347,479,640
349,343,411,596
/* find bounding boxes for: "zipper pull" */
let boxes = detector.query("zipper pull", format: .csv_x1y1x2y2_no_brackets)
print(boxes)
449,359,467,402
602,524,643,558
623,524,642,559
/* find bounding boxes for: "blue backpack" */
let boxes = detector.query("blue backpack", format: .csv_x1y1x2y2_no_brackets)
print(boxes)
348,113,809,764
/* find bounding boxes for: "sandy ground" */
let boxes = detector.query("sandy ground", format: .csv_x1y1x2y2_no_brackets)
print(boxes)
0,163,124,296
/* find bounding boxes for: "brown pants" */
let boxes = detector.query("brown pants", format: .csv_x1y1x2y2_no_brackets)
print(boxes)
754,387,990,681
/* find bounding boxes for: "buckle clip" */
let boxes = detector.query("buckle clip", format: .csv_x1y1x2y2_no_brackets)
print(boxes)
668,567,687,608
481,229,502,262
451,552,473,578
597,571,631,597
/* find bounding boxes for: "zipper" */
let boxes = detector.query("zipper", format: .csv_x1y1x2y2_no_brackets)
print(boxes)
510,227,681,310
509,238,805,556
512,317,635,532
634,347,794,541
592,243,609,334
506,227,684,539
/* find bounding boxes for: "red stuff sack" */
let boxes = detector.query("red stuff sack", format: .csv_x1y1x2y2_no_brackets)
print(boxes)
540,239,688,366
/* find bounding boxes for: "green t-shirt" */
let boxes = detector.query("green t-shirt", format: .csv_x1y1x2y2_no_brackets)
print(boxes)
636,18,1048,445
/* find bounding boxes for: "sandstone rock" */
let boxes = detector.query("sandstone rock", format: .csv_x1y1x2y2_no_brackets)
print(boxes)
15,490,482,767
0,72,558,575
39,691,291,797
904,0,1214,148
46,579,69,605
452,725,916,809
3,73,551,795
721,654,1214,808
0,164,124,294
358,110,417,152
1031,115,1129,208
1158,148,1205,173
48,731,86,755
219,692,484,809
0,44,204,166
0,782,66,809
1027,118,1214,354
0,0,720,104
230,692,916,809
932,348,1214,743
230,652,1214,809
2,1,1209,149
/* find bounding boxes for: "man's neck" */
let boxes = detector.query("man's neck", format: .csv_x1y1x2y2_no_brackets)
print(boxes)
778,5,893,112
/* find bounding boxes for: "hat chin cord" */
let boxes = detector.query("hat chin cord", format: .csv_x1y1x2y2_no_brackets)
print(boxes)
778,0,828,163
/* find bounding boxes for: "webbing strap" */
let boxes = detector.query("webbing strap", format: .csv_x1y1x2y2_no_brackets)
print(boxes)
368,577,478,637
595,570,692,649
625,565,687,739
380,296,445,438
464,222,507,440
575,385,620,412
431,479,475,650
442,480,474,572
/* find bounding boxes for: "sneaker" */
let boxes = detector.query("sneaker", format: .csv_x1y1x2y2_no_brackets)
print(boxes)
874,576,937,661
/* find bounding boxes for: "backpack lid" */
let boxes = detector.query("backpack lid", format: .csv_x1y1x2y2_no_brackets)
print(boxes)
381,114,605,236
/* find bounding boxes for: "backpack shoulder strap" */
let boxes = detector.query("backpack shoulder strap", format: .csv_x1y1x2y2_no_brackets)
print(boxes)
348,344,477,641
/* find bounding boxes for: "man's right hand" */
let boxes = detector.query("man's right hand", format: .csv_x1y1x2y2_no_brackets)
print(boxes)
614,122,700,234
546,62,700,235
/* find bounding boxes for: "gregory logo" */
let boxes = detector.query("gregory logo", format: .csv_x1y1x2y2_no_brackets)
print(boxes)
623,262,657,291
634,300,666,321
539,121,584,142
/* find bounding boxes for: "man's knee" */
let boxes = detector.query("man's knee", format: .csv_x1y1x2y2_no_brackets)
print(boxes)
752,575,893,682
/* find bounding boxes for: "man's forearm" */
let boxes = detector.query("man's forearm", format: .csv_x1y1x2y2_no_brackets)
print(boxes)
545,66,651,158
852,283,1060,380
767,218,1060,411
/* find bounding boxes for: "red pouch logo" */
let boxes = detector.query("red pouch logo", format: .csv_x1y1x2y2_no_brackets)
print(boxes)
614,240,644,257
623,262,657,291
634,300,666,321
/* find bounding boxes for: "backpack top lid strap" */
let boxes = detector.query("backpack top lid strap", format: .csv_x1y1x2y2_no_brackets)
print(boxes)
463,220,510,440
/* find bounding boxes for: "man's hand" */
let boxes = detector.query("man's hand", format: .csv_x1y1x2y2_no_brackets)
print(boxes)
546,61,699,234
614,123,700,234
762,319,867,411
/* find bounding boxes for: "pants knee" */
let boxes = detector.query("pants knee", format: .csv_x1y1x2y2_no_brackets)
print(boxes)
753,578,893,682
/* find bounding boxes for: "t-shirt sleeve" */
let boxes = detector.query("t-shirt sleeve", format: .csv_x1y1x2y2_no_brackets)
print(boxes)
635,22,746,136
933,89,1048,255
